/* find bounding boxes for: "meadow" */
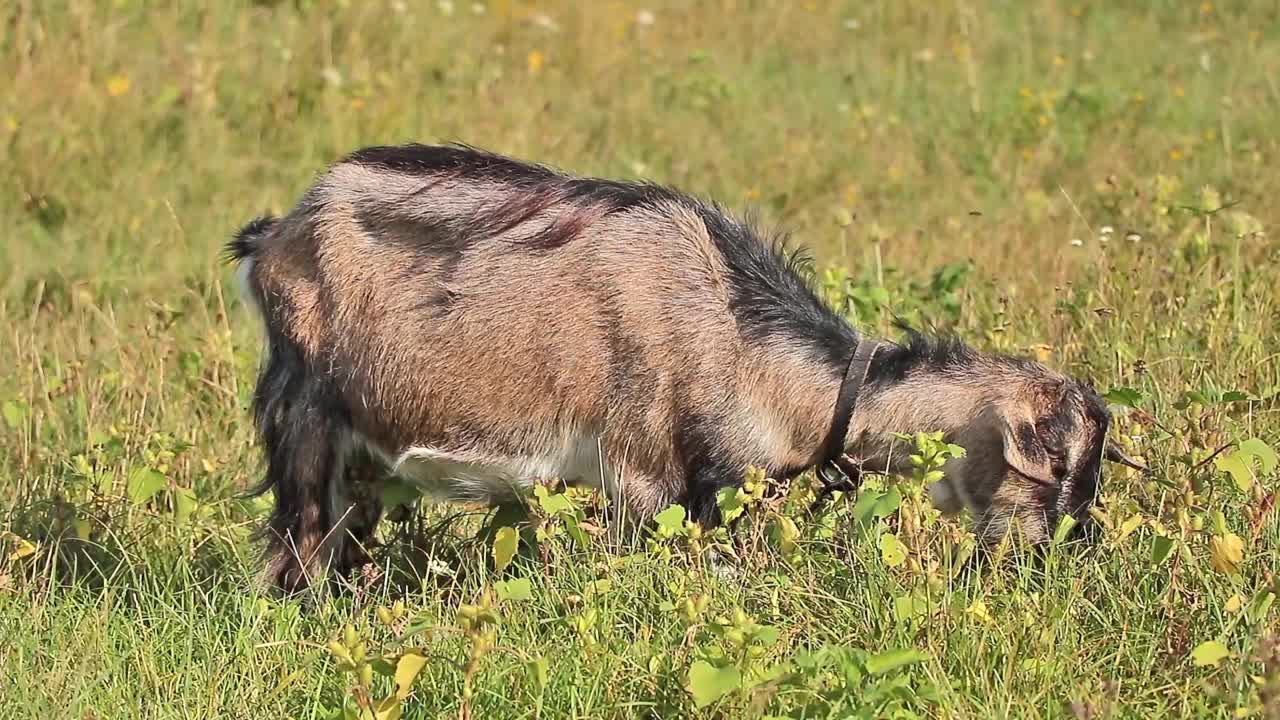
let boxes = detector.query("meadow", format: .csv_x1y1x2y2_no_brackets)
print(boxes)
2,1,1279,717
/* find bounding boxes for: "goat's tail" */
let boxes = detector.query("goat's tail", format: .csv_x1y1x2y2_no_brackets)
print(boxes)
225,215,278,263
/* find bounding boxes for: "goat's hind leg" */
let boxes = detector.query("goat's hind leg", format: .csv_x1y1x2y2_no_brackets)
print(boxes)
252,373,350,595
334,448,386,579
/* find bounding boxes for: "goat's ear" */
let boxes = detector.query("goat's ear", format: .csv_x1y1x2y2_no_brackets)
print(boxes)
997,383,1065,484
1000,417,1056,484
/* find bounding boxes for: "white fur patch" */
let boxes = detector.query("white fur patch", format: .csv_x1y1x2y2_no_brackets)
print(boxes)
372,431,612,506
234,256,261,318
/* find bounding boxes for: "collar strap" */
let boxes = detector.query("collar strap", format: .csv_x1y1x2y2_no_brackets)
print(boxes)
815,337,880,492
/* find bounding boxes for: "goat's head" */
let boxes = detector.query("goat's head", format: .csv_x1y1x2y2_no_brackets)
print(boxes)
919,365,1145,546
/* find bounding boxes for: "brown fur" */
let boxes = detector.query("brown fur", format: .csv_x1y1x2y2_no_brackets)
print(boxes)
229,143,1125,593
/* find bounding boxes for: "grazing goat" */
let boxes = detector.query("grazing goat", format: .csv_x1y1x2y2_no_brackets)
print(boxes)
228,143,1143,593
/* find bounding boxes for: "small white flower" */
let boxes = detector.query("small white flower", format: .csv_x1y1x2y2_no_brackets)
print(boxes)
426,559,455,577
843,18,861,30
321,66,343,87
533,13,560,31
1099,225,1115,235
1070,238,1084,247
636,9,655,26
1125,231,1142,242
436,0,454,16
471,2,485,14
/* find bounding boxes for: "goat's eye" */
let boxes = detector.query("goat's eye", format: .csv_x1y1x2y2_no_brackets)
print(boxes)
1046,448,1068,480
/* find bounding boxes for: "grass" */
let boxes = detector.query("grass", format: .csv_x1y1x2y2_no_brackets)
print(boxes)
2,0,1279,717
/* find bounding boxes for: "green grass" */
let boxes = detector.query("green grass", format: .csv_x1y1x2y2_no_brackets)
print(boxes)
2,1,1279,717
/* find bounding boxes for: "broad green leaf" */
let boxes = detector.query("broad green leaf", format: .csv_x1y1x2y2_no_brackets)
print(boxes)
1,400,26,430
563,515,591,549
1103,387,1143,408
754,625,781,647
126,467,166,505
1150,535,1175,566
585,578,612,597
1246,592,1275,624
534,486,574,515
495,577,533,601
852,489,882,525
879,532,907,567
873,487,903,518
1190,640,1230,668
527,655,549,690
1239,438,1278,474
173,487,197,524
492,526,518,573
865,648,927,675
716,487,745,524
688,660,741,708
654,505,687,533
893,593,929,623
394,652,429,698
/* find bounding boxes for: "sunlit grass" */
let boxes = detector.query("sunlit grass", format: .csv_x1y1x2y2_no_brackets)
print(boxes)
2,1,1279,717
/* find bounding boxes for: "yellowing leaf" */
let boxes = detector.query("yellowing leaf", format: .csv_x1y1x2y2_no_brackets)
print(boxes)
1190,640,1231,668
1029,343,1054,363
879,532,907,567
1225,594,1244,613
106,75,131,97
492,526,518,573
527,50,545,74
1119,513,1144,540
1215,439,1279,492
1209,533,1244,575
775,516,800,558
373,694,402,720
1238,438,1278,473
965,599,992,624
3,531,37,562
394,652,429,699
1215,453,1255,492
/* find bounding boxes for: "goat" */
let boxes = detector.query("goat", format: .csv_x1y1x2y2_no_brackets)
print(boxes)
227,143,1144,593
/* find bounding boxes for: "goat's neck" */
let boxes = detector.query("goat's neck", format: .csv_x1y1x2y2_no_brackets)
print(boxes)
842,373,987,475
